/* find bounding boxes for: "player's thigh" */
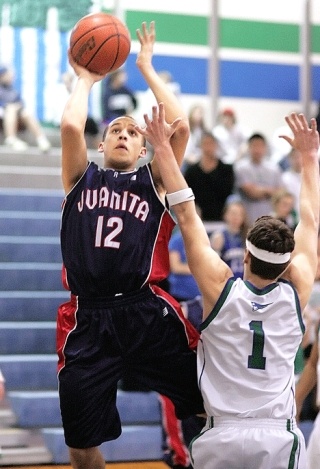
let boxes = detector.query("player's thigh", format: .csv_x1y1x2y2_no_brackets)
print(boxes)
58,355,123,447
190,426,306,469
190,426,243,469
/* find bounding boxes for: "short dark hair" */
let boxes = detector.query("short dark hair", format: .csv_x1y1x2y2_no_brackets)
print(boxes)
102,115,146,146
248,133,266,144
247,215,295,279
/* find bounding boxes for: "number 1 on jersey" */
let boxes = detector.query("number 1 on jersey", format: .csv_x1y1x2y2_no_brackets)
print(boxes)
248,320,266,370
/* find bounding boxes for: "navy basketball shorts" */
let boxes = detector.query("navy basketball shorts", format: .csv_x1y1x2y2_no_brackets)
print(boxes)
57,285,204,449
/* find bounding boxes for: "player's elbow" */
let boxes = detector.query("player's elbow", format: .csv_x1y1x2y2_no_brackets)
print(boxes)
60,117,83,137
175,118,190,140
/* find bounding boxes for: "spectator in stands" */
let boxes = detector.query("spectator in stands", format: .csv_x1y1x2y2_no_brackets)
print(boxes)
168,227,201,302
280,148,302,217
182,104,209,172
52,71,100,148
184,132,234,221
101,68,137,124
212,107,251,165
0,66,51,152
210,198,248,279
234,132,283,225
270,188,298,232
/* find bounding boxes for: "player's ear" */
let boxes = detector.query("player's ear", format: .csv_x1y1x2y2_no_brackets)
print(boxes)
98,142,104,153
138,146,147,159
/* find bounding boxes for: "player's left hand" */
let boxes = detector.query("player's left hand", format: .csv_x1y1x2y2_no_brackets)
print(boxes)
136,103,182,150
136,21,155,69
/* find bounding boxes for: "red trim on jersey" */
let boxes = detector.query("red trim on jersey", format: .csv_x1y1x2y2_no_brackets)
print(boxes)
150,285,200,351
61,264,70,291
56,294,78,372
147,211,175,285
159,394,191,467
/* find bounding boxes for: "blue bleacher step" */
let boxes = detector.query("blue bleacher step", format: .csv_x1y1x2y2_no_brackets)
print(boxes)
0,237,61,263
0,322,56,354
0,355,57,391
0,188,63,212
42,425,162,464
0,263,62,291
0,211,60,236
0,291,69,321
8,390,161,428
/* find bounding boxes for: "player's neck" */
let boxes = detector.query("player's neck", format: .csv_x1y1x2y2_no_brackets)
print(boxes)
244,273,277,289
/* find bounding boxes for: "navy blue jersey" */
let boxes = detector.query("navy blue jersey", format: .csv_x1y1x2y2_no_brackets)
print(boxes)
220,229,245,279
60,161,175,296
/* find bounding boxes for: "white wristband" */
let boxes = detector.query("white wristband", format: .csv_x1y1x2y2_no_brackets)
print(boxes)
166,188,195,207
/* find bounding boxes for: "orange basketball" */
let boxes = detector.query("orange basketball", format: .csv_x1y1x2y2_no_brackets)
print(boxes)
70,13,131,75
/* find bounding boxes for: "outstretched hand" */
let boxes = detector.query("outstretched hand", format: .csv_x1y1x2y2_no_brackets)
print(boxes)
280,112,319,154
136,21,155,69
136,103,182,150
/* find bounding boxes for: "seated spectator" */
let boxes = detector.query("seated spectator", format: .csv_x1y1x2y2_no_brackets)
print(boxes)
101,68,137,124
280,148,302,217
212,107,251,164
184,132,235,221
0,66,51,152
168,227,201,302
234,132,283,225
52,71,100,148
210,198,248,279
270,189,298,232
182,104,209,172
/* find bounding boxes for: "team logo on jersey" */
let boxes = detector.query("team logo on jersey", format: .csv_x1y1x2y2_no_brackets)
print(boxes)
163,307,169,317
251,301,273,311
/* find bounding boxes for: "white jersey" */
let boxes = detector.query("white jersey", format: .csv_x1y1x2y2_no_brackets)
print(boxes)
198,277,305,419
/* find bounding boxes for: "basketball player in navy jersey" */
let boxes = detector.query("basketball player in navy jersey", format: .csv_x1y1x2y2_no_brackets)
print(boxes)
138,104,319,469
57,22,204,469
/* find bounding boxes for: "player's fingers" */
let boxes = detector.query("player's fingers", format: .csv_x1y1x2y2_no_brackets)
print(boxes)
284,114,298,133
158,103,165,121
296,112,309,130
143,113,152,126
310,117,318,132
279,135,293,145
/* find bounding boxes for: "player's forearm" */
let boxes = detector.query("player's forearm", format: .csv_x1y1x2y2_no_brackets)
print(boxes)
61,76,93,132
299,150,320,227
138,63,187,123
295,361,317,408
155,142,188,193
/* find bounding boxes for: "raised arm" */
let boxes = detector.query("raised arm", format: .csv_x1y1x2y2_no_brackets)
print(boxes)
280,113,320,308
136,22,189,184
60,52,105,194
137,104,232,317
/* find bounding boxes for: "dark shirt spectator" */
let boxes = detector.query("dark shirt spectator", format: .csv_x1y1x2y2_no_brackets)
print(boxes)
101,68,137,123
184,132,234,221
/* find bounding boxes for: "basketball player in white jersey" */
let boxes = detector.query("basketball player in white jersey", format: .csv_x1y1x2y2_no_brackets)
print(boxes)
296,322,320,469
137,106,320,469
